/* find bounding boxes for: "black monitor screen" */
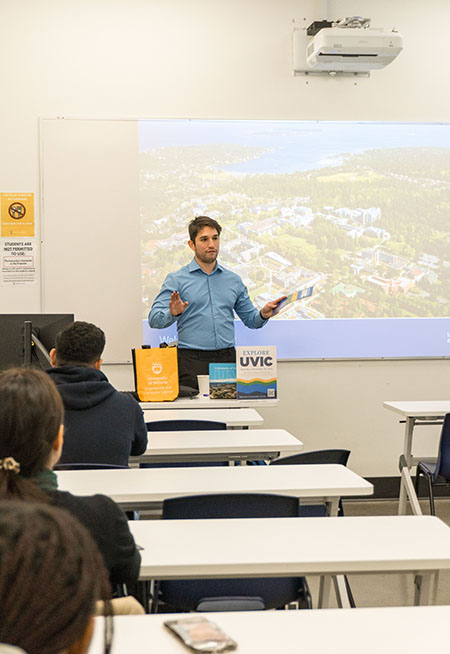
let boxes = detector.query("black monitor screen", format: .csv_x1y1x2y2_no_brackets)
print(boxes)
0,314,74,370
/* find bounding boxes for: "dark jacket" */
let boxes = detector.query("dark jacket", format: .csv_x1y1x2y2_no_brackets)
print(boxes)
47,366,148,466
35,469,141,588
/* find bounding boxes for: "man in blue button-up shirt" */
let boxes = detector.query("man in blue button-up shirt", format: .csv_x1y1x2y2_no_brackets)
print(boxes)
148,216,283,390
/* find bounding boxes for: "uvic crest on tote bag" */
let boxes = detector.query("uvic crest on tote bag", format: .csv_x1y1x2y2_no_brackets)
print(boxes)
132,346,179,402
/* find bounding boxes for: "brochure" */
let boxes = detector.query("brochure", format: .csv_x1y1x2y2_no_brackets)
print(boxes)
209,363,237,399
236,346,277,399
272,285,314,316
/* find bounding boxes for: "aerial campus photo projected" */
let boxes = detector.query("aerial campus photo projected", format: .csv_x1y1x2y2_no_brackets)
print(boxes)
139,120,450,358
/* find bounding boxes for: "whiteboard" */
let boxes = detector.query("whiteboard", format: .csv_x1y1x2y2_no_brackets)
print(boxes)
40,118,141,363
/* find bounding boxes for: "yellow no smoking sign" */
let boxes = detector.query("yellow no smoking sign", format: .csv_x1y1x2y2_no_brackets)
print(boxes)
1,193,35,237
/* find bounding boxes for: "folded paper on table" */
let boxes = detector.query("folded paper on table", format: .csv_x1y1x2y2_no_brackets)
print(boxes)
272,286,314,316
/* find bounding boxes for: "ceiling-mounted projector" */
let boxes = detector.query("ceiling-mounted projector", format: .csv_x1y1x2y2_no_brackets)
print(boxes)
307,26,403,72
293,17,403,75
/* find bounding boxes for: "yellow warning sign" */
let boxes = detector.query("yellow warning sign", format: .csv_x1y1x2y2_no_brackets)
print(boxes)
1,193,35,237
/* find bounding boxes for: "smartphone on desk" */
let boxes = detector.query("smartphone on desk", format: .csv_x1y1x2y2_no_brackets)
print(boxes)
164,616,237,652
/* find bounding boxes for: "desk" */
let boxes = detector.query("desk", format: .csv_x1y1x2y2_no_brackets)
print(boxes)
383,401,450,514
130,428,303,464
57,464,373,514
89,606,450,654
143,407,264,428
140,396,278,409
130,515,450,606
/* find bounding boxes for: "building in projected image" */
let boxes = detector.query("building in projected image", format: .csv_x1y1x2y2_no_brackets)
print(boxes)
140,119,450,358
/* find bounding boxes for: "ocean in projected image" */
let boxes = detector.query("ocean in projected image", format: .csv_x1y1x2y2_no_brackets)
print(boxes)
139,120,450,359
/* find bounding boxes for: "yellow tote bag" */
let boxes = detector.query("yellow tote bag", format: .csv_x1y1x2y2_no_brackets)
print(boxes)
132,347,179,402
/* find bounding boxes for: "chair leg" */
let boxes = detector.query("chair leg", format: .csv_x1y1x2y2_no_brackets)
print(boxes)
344,575,356,608
130,580,152,614
415,468,421,497
425,474,436,515
150,580,159,613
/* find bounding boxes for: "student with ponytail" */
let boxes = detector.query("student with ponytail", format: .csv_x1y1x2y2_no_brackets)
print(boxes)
0,501,113,654
0,367,141,590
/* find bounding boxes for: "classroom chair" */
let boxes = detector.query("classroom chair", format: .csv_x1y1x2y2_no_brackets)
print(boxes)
271,449,350,516
152,492,312,613
142,419,228,468
54,463,129,470
415,413,450,515
145,419,227,431
271,448,355,607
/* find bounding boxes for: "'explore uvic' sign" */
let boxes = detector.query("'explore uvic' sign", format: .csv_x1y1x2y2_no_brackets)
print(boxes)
236,346,277,400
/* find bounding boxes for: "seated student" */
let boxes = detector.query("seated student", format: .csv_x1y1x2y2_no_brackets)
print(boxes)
0,501,112,654
0,367,141,590
47,320,147,466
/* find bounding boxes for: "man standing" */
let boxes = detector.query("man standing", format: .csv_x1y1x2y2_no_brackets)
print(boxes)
148,216,283,389
47,321,147,466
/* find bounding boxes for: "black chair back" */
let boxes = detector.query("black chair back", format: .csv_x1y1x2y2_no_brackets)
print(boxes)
271,449,350,467
146,419,226,431
54,463,129,470
142,419,227,468
163,492,299,519
271,449,351,518
434,414,450,481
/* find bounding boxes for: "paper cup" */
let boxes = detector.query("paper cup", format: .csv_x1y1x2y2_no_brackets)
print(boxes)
197,375,209,397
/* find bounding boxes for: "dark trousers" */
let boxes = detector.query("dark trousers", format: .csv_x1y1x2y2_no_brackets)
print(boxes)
177,347,236,391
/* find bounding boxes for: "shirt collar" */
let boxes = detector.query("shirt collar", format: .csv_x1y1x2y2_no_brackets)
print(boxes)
32,468,59,492
188,258,223,274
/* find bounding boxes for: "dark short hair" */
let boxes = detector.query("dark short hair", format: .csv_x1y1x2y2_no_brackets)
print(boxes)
55,321,105,366
0,501,111,654
188,216,222,243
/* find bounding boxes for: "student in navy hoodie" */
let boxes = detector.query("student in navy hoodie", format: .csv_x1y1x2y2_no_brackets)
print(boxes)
47,321,147,466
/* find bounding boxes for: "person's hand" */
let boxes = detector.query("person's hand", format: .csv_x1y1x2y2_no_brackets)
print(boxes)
260,296,287,319
169,291,189,316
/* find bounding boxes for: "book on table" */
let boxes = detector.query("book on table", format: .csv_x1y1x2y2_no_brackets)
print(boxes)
209,363,237,399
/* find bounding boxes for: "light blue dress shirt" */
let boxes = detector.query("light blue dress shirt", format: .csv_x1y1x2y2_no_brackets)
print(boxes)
148,259,267,350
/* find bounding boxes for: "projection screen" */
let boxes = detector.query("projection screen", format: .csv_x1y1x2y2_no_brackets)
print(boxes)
140,120,450,359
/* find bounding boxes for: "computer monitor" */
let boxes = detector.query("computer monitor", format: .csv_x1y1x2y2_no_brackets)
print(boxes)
0,314,74,371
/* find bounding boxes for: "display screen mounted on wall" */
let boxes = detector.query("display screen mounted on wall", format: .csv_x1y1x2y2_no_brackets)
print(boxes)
140,120,450,359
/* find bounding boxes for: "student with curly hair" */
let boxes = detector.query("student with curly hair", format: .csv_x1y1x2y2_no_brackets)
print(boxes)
47,320,147,466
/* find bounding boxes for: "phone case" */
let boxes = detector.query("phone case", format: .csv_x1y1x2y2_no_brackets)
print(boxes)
164,616,237,652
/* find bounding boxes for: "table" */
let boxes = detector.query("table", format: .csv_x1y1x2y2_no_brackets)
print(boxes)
383,401,450,514
143,407,264,428
130,428,303,464
140,396,278,409
56,464,373,514
89,606,450,654
130,515,450,606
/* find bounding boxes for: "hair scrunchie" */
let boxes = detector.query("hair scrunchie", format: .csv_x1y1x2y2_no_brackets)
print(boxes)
0,457,21,474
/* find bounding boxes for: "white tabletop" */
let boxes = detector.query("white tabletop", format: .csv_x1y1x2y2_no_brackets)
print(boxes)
89,606,450,654
130,515,450,580
143,407,264,427
383,400,450,419
136,428,303,460
56,464,372,508
140,396,279,409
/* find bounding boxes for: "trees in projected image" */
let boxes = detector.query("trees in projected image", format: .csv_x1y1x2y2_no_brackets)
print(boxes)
139,121,450,358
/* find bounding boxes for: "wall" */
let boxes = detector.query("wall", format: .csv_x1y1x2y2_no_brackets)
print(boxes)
1,0,449,476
